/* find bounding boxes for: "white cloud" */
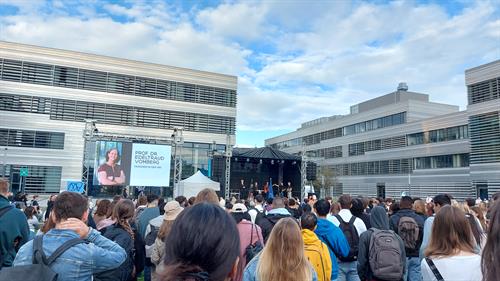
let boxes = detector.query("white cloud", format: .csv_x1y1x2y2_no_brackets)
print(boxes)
0,0,499,142
196,2,268,41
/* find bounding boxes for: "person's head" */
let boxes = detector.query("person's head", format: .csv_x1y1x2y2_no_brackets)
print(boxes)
313,199,330,217
433,194,451,213
471,206,487,231
112,195,123,204
425,205,475,258
231,203,250,223
271,197,285,209
399,196,413,209
389,202,400,215
188,196,196,206
482,201,500,281
147,194,159,205
136,194,147,207
175,196,187,207
288,198,296,207
350,198,364,216
465,198,476,207
95,199,111,217
330,202,341,215
257,217,311,281
24,206,36,219
413,199,426,215
0,178,9,197
105,148,120,164
112,199,135,238
224,202,233,212
492,192,500,202
254,194,264,204
194,188,219,205
160,203,240,281
300,212,317,231
52,191,89,223
338,194,352,209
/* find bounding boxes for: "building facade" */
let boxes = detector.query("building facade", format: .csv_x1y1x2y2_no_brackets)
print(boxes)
0,41,237,195
266,61,500,200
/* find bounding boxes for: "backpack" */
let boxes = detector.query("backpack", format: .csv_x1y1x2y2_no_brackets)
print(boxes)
397,216,419,250
144,224,159,258
0,235,85,281
335,215,359,262
245,223,263,263
368,228,404,281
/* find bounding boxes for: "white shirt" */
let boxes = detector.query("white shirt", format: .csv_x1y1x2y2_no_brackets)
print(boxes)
248,204,264,224
327,209,367,236
421,255,482,281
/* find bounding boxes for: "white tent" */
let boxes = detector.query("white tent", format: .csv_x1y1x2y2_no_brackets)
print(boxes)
177,171,220,198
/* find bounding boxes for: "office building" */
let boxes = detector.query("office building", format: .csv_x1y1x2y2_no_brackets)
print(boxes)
266,60,500,200
0,41,237,195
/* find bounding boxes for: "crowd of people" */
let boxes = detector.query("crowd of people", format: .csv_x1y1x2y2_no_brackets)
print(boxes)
0,177,499,281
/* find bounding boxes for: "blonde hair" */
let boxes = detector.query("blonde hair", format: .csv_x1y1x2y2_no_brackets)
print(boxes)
256,218,312,281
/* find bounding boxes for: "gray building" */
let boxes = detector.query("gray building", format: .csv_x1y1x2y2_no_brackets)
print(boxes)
0,41,237,194
266,60,500,200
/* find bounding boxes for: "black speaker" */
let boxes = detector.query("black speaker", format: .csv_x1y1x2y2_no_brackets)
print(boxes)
306,161,317,181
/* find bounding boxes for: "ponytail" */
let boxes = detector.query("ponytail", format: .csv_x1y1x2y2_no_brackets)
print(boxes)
159,263,209,281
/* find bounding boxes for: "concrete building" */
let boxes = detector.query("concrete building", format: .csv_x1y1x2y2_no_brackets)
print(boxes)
266,60,500,200
0,41,237,195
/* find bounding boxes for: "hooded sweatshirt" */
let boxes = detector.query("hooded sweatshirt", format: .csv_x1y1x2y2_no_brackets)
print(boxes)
302,229,332,281
357,206,406,281
314,218,349,280
0,195,29,268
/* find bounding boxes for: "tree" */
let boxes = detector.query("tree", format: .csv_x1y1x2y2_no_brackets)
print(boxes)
312,166,338,198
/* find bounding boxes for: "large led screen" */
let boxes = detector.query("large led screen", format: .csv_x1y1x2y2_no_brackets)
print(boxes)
93,141,171,187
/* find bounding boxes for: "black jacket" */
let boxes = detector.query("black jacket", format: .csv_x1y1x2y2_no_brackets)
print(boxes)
357,206,406,281
94,224,144,281
389,208,425,257
256,211,291,242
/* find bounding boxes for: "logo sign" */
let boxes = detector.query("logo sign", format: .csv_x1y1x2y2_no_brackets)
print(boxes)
67,181,85,193
19,168,29,177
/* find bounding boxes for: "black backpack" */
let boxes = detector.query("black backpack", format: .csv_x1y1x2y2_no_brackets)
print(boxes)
144,224,159,257
0,205,14,269
335,215,359,262
0,235,85,281
244,223,263,263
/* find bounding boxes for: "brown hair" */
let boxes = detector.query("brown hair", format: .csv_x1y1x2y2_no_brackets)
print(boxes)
330,202,341,215
157,220,176,241
194,188,219,205
338,194,352,209
52,192,88,222
482,201,500,281
425,205,475,257
256,217,311,281
95,199,111,217
471,206,487,231
112,199,135,239
136,195,147,208
0,178,9,194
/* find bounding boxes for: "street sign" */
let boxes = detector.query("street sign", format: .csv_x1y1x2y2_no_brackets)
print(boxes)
19,167,29,177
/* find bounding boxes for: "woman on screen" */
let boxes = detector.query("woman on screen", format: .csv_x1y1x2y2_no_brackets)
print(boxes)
98,148,126,185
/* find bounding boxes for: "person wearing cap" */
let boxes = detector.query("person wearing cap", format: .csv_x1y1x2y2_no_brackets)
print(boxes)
231,203,264,281
150,201,183,281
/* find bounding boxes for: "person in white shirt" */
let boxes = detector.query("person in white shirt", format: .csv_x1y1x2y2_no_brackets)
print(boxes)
248,194,265,224
420,205,482,281
327,194,366,281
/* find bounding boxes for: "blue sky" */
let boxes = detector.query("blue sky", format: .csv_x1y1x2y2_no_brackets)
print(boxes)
1,0,499,147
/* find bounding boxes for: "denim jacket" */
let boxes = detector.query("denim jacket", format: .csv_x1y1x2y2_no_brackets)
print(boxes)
13,228,127,281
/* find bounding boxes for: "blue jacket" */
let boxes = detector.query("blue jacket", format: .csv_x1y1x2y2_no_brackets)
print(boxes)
14,228,126,281
243,254,318,281
314,218,350,280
